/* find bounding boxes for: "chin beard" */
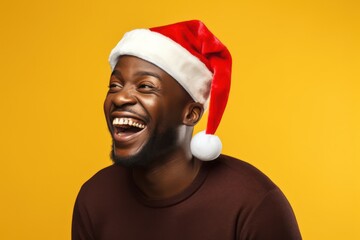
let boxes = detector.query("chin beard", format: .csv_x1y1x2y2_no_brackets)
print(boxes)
110,140,154,168
110,127,177,168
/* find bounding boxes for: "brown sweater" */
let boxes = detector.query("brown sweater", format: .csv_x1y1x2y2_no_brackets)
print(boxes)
72,155,301,239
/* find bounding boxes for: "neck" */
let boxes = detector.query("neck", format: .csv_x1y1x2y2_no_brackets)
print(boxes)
131,151,202,200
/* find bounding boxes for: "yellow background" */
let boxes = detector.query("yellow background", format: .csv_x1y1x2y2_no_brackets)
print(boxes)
1,0,359,239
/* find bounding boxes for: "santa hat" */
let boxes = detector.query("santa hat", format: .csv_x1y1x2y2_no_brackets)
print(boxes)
109,20,232,161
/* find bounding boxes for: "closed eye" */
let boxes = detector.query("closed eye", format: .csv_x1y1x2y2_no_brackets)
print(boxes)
138,84,154,89
108,83,122,92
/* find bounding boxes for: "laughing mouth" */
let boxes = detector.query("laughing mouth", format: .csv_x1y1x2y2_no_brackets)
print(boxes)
112,117,146,135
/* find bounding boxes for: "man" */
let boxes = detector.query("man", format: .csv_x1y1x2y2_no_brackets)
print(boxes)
72,20,302,239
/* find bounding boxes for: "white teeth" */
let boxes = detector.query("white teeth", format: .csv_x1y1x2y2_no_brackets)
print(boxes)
112,118,145,129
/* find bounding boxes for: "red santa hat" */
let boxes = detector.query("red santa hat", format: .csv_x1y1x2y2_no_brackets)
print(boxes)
109,20,232,161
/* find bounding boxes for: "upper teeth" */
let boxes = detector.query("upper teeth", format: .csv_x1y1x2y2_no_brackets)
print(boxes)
112,118,145,129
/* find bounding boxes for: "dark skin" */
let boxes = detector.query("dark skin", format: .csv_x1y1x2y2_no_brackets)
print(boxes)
104,55,204,200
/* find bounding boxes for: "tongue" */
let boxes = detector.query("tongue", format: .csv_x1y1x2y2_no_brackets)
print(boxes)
117,126,141,134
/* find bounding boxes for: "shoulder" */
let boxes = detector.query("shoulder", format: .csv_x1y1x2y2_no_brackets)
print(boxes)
207,154,278,193
207,155,302,238
200,154,282,208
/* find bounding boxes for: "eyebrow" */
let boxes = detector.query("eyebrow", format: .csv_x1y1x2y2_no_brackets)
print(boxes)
111,70,162,81
134,71,162,81
111,70,122,78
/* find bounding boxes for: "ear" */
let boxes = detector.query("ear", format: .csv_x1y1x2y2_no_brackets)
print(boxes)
183,102,204,126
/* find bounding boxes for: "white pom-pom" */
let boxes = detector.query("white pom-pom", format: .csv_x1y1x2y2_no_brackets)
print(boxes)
190,130,222,161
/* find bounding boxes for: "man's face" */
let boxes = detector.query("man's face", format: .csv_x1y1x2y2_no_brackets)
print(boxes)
104,56,192,167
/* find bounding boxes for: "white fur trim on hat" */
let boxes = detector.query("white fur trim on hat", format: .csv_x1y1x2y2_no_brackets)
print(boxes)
109,29,213,107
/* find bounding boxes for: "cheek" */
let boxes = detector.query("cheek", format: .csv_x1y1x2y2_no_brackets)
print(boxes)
140,96,161,115
160,103,184,127
103,96,112,118
104,94,111,108
140,98,168,128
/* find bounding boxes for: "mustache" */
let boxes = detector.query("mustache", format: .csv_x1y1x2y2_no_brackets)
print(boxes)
111,107,150,123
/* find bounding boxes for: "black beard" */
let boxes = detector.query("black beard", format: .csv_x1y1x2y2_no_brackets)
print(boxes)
110,127,178,168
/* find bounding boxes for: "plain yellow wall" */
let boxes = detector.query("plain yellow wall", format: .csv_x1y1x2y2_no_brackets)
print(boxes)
1,0,359,239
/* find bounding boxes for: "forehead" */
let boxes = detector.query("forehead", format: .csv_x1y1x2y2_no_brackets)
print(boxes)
114,55,193,100
114,55,171,79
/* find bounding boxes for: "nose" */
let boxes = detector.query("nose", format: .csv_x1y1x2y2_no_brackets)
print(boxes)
112,86,137,107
